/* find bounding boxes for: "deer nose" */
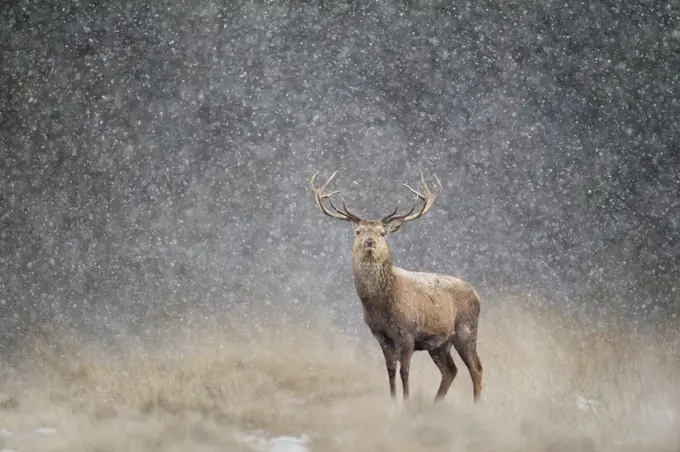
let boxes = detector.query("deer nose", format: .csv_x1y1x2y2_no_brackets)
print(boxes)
364,237,375,248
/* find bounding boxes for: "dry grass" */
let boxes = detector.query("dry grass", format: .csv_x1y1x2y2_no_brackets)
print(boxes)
1,296,679,452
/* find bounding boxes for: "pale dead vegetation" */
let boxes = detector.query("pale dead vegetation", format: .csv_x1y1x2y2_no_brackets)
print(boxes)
1,296,679,452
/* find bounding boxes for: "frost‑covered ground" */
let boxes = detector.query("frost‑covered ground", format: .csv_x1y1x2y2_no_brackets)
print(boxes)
1,298,679,452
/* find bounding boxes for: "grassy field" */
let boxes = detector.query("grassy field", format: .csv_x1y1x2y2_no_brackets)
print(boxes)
1,296,679,452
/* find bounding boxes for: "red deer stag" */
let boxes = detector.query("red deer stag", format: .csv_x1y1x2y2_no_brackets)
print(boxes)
310,170,483,403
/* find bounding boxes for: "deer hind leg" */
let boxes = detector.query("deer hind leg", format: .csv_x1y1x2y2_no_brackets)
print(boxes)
452,320,483,402
428,344,458,403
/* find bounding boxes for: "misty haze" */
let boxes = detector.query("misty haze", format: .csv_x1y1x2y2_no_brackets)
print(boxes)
1,0,679,451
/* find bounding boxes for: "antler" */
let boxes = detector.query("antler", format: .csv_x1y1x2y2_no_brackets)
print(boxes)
310,171,364,222
382,170,442,224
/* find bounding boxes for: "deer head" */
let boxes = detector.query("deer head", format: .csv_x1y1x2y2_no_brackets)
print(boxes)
310,170,442,263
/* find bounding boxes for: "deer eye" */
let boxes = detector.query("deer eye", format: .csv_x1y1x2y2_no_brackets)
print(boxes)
355,229,361,235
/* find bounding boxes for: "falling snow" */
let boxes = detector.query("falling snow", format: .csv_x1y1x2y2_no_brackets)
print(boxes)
0,1,679,450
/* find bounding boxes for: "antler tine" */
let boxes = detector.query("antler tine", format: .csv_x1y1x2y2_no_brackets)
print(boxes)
318,170,337,192
380,205,400,222
326,197,363,222
394,169,443,223
310,171,364,222
340,199,363,222
380,203,418,223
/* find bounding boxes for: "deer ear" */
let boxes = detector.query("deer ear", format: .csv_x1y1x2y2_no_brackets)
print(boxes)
384,219,405,234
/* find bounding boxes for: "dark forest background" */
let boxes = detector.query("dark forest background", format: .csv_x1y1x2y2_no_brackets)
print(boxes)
1,0,679,348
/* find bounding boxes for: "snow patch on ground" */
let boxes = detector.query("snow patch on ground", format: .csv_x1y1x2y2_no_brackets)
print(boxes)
238,431,310,452
0,427,58,452
33,428,56,436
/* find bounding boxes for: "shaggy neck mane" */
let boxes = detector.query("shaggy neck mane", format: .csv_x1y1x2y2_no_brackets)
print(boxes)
352,254,395,304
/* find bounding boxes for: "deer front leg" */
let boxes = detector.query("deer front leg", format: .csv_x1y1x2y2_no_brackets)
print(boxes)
375,333,399,400
399,337,415,401
381,345,398,399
